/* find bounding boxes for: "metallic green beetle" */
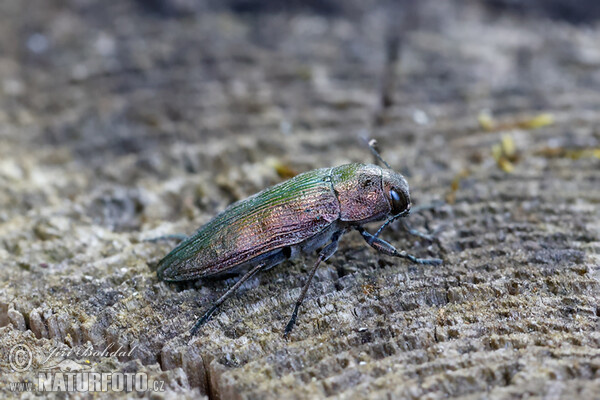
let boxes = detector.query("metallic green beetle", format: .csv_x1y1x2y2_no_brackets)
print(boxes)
157,162,442,337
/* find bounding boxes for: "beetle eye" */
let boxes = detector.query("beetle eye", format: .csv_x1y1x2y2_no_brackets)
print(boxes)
389,189,408,215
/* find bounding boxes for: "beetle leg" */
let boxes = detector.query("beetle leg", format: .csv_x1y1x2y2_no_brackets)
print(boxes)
399,219,435,241
399,200,446,240
144,234,188,243
190,262,265,336
284,231,343,338
409,200,445,214
356,226,442,265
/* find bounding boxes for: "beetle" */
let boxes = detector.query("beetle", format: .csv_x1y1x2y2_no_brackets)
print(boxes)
157,145,442,337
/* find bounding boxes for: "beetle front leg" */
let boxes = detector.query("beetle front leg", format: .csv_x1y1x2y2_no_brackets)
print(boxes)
400,201,446,241
409,201,445,214
284,231,343,338
145,233,188,243
399,219,435,241
356,226,442,265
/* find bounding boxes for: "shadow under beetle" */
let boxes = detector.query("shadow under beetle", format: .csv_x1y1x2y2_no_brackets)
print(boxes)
157,142,442,337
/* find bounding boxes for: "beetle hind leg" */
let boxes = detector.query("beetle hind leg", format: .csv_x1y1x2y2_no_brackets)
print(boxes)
284,231,343,338
190,262,265,336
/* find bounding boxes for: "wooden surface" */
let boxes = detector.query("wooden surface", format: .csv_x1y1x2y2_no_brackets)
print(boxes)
1,1,599,398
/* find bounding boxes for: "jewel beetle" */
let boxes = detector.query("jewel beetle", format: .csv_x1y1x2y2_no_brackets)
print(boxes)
157,143,442,337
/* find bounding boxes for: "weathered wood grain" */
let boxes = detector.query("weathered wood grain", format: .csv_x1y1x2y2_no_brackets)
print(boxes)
0,1,599,399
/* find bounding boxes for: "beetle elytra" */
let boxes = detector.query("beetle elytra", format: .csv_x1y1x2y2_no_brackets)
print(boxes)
157,144,442,337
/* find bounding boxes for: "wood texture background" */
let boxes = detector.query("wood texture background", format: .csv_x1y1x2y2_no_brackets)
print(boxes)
1,1,599,398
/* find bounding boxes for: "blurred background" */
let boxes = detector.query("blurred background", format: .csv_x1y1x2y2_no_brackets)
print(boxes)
1,1,599,399
2,0,600,224
1,0,599,228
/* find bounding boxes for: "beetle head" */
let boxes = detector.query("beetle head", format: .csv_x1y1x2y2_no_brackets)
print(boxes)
381,169,411,216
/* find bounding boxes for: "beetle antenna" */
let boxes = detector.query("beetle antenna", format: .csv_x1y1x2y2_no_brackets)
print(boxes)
374,208,410,237
362,136,392,169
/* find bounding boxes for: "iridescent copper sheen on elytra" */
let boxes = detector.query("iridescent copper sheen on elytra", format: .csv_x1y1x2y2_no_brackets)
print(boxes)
157,163,409,281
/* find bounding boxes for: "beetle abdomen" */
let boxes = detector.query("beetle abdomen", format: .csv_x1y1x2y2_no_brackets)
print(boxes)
157,168,340,281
